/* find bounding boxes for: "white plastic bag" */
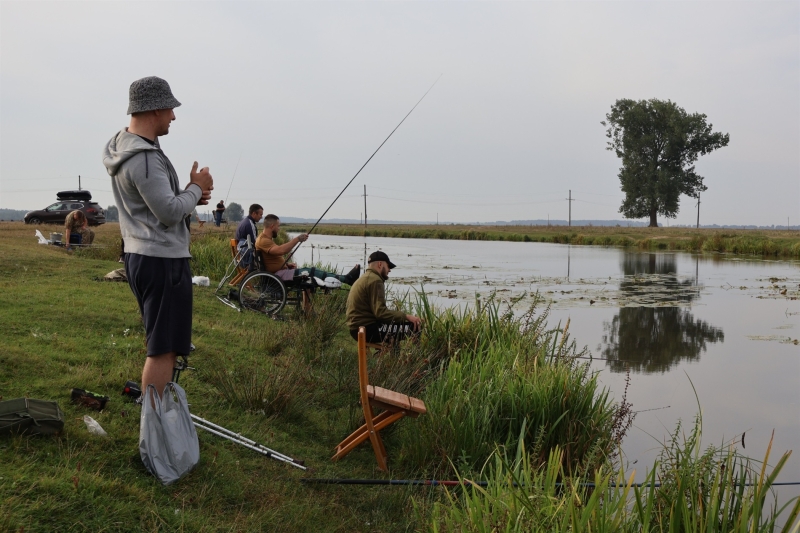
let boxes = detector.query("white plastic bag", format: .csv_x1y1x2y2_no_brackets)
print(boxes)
191,276,210,286
139,383,200,485
83,415,108,436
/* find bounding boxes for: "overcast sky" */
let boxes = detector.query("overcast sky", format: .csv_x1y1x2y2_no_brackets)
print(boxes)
1,1,797,226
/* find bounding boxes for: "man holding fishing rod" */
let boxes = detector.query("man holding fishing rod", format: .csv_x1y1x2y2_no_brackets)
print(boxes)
103,76,213,401
255,214,360,284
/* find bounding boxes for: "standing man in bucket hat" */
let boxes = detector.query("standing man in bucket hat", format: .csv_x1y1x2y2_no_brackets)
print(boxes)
102,76,214,400
346,251,422,344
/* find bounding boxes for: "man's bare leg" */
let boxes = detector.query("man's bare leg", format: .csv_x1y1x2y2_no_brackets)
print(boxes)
142,352,177,405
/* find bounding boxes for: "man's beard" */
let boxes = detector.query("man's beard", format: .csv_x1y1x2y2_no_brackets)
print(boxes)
272,230,278,238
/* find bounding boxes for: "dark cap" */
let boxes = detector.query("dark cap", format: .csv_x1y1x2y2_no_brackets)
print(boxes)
127,76,182,115
368,251,396,269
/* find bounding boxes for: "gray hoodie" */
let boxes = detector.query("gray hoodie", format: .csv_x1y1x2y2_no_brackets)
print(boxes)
103,129,201,258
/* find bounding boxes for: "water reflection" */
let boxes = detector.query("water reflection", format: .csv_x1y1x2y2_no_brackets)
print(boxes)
600,254,724,374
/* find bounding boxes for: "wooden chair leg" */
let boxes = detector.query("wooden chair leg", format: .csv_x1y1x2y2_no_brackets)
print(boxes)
230,270,247,287
332,410,397,461
368,427,388,471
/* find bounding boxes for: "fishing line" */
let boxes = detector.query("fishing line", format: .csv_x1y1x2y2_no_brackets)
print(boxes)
223,154,242,205
280,74,442,269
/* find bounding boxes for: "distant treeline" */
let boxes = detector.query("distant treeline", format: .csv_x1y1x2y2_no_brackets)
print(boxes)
283,223,800,258
0,209,30,221
0,206,120,222
281,216,797,230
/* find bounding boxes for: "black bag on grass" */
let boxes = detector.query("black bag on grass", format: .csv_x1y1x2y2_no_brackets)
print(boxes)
0,398,65,436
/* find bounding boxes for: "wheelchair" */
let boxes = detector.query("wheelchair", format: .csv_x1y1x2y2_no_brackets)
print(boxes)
229,237,341,316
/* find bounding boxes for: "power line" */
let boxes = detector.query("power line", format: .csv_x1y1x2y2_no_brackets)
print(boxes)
3,188,113,193
369,194,563,207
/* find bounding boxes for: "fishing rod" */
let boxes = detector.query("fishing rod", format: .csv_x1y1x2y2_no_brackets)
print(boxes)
279,75,442,270
300,478,800,488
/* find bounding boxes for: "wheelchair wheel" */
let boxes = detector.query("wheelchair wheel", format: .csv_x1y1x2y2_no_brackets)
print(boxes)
239,272,287,315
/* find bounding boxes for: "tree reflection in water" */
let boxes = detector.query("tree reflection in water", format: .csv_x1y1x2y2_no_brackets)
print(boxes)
600,254,724,374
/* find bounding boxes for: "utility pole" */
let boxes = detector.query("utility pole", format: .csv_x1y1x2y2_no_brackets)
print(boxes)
566,190,574,227
696,191,701,229
78,175,82,191
363,185,368,227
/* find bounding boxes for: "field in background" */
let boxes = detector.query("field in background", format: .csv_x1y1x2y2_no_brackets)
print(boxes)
283,223,800,258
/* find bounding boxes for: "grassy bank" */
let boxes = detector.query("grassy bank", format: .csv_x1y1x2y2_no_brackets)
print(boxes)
0,222,620,531
283,223,800,258
1,222,796,531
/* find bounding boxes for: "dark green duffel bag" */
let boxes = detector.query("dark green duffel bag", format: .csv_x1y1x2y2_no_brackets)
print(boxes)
0,398,65,436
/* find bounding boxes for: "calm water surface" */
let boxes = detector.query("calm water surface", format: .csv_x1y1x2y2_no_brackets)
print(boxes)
292,234,800,496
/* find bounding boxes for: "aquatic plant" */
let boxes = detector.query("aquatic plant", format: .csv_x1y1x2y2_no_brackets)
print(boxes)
424,418,800,532
379,291,627,476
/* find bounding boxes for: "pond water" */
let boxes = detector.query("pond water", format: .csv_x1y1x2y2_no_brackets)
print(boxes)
291,234,800,499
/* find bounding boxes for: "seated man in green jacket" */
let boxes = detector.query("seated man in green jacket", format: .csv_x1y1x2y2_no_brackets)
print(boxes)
346,251,422,344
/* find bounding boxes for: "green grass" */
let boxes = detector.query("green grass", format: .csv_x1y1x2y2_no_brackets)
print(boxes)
283,223,800,258
1,222,795,532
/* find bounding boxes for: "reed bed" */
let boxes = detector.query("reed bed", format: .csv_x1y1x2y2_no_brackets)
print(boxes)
424,417,800,532
364,291,631,476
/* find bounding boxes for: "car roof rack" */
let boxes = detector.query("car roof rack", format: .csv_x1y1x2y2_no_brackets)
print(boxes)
57,190,92,201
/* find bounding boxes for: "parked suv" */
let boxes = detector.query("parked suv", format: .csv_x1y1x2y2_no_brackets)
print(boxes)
24,190,106,226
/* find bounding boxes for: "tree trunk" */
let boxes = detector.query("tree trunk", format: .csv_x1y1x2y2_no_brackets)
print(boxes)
649,207,658,227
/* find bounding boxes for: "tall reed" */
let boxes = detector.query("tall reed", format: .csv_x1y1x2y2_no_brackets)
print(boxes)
424,418,800,532
385,291,626,476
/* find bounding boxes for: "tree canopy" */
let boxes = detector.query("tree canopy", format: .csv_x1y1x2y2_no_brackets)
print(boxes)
226,202,244,222
602,99,729,227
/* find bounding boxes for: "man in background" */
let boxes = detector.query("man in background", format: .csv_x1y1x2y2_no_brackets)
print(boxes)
346,251,421,344
215,200,225,226
235,203,263,268
103,76,213,400
64,209,95,250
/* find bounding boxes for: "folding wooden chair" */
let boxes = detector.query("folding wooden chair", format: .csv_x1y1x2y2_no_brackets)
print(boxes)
332,327,426,471
229,238,249,287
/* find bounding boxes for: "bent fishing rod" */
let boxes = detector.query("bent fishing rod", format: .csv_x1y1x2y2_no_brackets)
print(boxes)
279,75,442,270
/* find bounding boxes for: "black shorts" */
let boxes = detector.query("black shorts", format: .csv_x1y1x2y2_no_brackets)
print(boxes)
350,322,417,344
125,253,193,356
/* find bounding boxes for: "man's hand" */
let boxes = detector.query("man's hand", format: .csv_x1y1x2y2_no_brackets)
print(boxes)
197,189,212,206
189,161,213,205
406,314,422,331
295,233,309,243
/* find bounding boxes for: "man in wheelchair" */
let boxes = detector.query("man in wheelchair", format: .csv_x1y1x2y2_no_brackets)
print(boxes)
255,214,360,285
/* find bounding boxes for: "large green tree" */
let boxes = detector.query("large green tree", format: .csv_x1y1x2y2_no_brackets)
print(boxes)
602,99,729,227
226,202,244,222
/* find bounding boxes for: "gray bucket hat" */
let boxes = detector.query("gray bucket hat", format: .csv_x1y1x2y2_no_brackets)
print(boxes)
127,76,182,115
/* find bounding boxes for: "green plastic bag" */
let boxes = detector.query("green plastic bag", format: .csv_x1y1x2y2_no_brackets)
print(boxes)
0,398,65,437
